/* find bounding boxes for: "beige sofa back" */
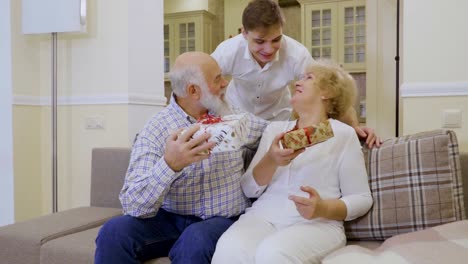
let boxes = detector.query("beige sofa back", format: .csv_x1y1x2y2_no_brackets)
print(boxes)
89,132,468,218
90,147,130,208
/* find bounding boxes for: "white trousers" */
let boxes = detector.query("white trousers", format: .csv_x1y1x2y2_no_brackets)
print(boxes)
212,213,346,264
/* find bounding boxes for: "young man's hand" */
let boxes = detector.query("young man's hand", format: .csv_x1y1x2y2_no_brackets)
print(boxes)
354,126,382,148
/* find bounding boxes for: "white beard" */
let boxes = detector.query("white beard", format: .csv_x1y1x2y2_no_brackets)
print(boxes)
199,89,232,116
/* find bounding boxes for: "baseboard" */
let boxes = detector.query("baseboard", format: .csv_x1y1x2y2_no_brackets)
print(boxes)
13,93,167,106
401,81,468,97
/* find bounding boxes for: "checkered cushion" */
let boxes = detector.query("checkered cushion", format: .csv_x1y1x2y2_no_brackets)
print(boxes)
344,129,466,240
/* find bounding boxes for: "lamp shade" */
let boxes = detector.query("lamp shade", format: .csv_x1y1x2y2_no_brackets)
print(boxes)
22,0,87,34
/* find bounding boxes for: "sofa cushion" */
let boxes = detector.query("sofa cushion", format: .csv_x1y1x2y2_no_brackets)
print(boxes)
344,130,466,240
324,220,468,264
0,207,122,264
40,227,101,264
40,226,171,264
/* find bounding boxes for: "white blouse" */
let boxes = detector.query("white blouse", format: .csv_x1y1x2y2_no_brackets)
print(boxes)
241,119,373,226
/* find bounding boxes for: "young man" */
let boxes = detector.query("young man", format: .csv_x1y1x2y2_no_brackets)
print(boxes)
94,52,268,264
212,0,381,147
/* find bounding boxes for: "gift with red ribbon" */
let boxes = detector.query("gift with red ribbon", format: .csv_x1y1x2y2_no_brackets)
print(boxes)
280,120,334,150
182,114,249,154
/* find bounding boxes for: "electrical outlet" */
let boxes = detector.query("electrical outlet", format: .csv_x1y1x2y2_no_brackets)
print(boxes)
442,109,462,128
85,116,105,130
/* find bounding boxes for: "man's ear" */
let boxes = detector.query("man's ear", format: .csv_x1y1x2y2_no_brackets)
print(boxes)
187,84,201,100
242,29,248,40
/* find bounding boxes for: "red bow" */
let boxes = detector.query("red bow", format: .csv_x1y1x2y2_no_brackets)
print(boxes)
198,113,223,124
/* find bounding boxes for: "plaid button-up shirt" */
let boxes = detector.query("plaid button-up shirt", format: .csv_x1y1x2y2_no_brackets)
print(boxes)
119,95,268,219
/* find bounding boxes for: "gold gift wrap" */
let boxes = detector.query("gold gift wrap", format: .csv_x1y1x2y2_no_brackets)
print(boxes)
280,120,334,150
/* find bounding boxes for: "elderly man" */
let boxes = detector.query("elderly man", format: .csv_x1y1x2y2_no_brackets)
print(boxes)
94,52,268,264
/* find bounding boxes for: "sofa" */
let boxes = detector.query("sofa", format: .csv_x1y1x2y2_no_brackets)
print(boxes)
0,129,467,264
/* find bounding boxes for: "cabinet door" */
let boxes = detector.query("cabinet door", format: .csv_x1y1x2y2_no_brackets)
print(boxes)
175,20,198,55
164,11,214,79
304,3,338,60
164,23,172,73
164,18,200,75
338,0,366,71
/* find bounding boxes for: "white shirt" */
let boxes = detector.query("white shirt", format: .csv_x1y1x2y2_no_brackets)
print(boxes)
211,34,313,121
241,119,373,226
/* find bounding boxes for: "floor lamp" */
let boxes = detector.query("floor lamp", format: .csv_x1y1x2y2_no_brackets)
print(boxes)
395,0,401,137
22,0,87,213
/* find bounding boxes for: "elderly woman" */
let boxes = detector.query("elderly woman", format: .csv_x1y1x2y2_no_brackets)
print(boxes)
212,60,373,264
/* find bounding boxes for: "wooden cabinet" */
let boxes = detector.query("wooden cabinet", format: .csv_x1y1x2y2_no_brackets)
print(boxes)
299,0,366,70
339,0,366,71
164,10,215,75
298,0,367,122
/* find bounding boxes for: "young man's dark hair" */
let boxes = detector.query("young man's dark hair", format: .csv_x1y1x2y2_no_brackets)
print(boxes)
242,0,285,31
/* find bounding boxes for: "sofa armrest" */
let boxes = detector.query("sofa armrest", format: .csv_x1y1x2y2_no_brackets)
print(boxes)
0,207,121,264
460,152,468,217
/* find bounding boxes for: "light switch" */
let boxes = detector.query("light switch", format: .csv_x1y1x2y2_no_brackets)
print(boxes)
85,116,105,130
442,109,462,128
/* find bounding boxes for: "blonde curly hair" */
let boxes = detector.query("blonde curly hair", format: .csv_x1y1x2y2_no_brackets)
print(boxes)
305,60,357,119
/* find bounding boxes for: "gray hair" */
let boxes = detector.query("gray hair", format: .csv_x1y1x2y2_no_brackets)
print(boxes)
169,64,205,97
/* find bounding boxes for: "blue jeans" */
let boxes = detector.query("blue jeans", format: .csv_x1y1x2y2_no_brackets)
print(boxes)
94,209,238,264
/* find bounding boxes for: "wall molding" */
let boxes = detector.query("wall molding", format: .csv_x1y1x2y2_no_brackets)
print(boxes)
401,81,468,97
13,93,167,106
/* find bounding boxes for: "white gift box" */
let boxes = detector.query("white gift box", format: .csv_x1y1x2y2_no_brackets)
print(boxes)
183,114,248,153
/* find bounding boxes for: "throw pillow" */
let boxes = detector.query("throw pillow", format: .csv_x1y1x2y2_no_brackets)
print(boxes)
344,129,465,240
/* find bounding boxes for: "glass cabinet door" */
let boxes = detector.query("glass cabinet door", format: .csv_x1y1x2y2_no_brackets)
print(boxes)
164,24,170,73
178,22,196,54
164,10,214,80
305,3,337,60
339,0,366,70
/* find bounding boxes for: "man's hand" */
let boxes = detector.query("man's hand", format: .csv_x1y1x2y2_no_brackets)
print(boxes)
355,126,382,148
164,125,215,172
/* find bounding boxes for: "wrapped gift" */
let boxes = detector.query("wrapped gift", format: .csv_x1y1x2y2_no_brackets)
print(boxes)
182,114,249,154
280,120,334,150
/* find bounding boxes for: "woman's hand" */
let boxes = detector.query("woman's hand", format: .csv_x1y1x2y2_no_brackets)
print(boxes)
267,133,304,166
289,186,324,220
289,186,348,221
252,132,305,186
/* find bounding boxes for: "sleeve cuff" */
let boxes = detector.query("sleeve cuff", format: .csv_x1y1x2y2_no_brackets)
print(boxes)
241,173,267,198
340,192,373,221
158,157,182,182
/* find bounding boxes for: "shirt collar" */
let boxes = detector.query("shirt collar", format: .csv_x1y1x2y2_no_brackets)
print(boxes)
168,93,197,123
168,93,216,123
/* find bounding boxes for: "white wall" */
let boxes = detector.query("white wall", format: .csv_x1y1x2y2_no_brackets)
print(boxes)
366,0,397,139
402,0,468,83
164,0,208,13
11,0,166,220
0,0,15,226
224,0,250,38
129,0,166,142
11,0,43,222
401,0,468,152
